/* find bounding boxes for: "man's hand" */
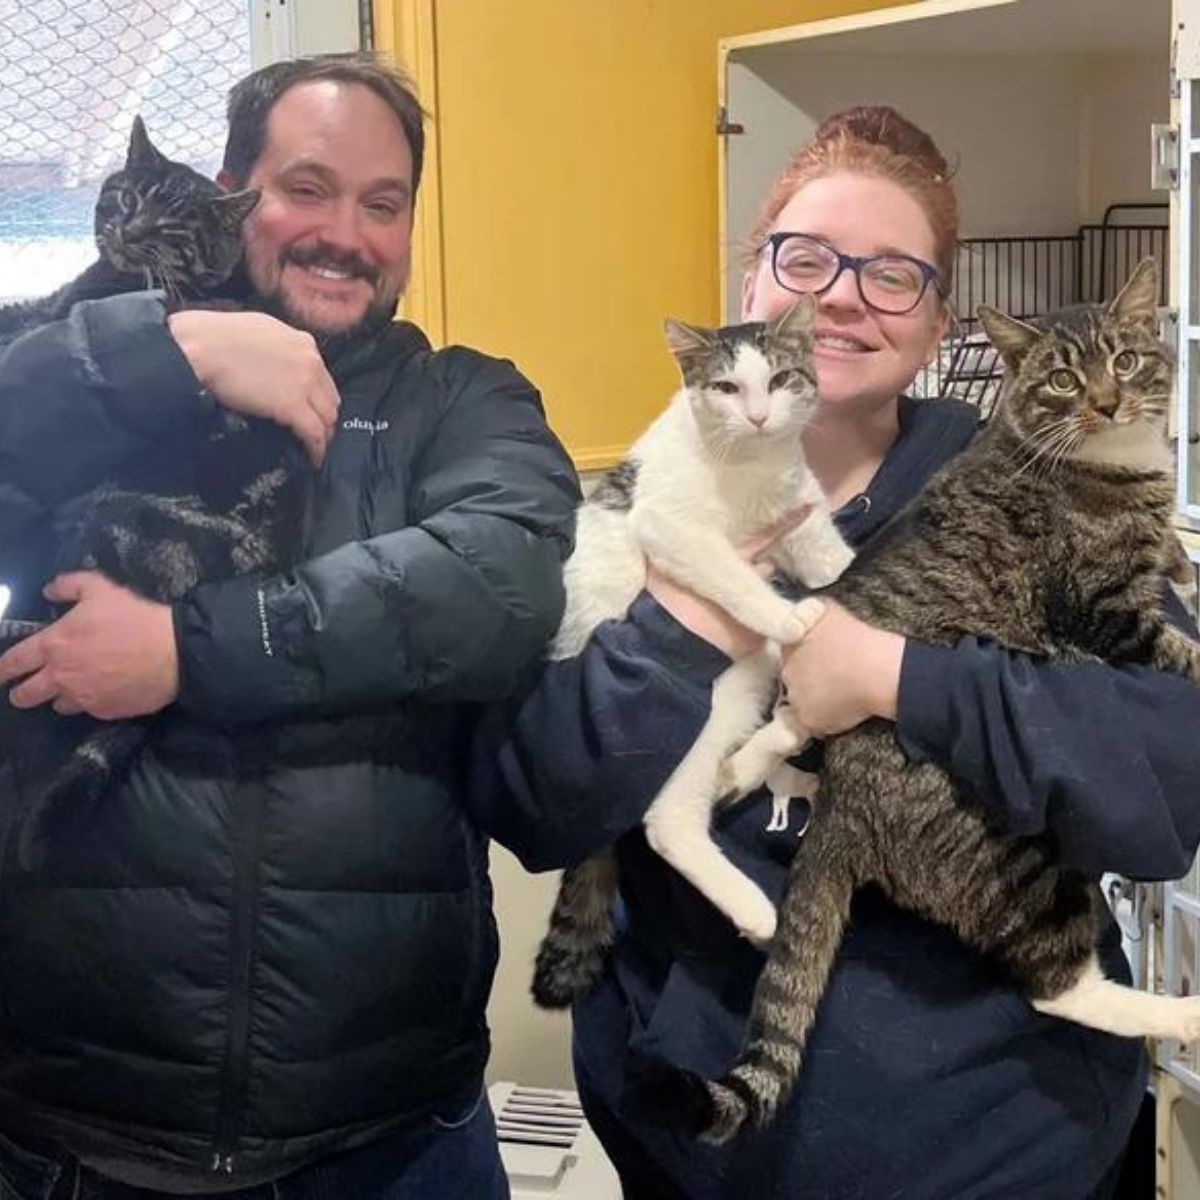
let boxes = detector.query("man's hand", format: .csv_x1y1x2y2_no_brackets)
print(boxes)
0,573,179,719
167,309,340,466
780,601,904,737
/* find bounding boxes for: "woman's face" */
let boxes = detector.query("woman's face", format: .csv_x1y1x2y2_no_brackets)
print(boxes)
741,171,949,414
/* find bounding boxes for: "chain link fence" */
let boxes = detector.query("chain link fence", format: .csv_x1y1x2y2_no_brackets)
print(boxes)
0,0,253,301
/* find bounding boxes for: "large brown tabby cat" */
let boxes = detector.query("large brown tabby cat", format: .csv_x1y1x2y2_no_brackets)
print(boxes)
672,257,1200,1143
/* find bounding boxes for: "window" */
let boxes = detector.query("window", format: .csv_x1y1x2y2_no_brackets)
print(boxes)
0,0,255,301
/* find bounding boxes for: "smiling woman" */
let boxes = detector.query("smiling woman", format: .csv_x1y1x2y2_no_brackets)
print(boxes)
548,105,1197,1200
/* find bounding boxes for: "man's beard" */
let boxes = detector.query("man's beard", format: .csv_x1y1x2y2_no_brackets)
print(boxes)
257,285,399,349
254,243,402,347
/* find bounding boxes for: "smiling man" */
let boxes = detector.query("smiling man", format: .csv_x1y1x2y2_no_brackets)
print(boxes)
224,76,415,338
0,54,580,1199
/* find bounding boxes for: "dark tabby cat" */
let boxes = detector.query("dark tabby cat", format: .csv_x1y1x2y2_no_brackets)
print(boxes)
0,116,259,341
0,118,308,862
671,257,1200,1143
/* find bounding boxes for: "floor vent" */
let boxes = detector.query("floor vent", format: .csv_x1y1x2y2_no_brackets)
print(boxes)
488,1082,620,1198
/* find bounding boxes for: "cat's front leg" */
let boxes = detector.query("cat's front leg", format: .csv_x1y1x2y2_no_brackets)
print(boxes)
632,509,821,645
1152,622,1200,683
775,503,854,590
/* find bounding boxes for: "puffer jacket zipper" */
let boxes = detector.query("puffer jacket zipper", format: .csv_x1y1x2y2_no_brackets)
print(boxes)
211,775,267,1175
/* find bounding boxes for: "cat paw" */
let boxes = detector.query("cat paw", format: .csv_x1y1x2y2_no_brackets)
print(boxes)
717,746,773,803
735,895,777,947
777,597,826,644
801,541,855,589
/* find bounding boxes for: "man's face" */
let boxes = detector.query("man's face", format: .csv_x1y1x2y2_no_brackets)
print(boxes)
222,80,414,338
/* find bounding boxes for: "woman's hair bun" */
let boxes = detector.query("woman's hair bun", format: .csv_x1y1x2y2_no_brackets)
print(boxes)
814,105,950,180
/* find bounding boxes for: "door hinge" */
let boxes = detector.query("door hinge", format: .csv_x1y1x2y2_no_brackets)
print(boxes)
716,105,744,136
1152,123,1180,191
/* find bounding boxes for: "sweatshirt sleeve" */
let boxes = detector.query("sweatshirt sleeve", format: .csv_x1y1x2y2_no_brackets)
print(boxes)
465,592,730,871
895,591,1200,879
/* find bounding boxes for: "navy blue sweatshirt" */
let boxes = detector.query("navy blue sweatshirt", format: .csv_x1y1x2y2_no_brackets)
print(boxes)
479,396,1200,1200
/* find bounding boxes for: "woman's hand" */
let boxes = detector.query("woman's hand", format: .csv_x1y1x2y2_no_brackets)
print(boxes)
167,309,340,465
781,601,904,736
645,508,812,659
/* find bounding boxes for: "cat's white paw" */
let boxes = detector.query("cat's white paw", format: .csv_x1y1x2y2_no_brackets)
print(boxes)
735,894,778,947
778,597,826,644
717,745,772,802
800,541,855,589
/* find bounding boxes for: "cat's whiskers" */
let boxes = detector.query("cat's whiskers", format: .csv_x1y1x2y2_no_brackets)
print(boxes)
1044,426,1085,476
1022,430,1078,480
144,252,184,305
1010,417,1081,477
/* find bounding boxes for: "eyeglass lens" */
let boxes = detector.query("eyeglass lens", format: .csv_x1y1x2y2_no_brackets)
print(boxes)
773,236,929,313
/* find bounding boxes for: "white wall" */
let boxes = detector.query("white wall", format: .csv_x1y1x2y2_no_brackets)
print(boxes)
486,848,574,1089
1081,54,1167,222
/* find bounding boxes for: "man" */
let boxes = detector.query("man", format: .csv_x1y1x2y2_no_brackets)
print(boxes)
0,54,586,1198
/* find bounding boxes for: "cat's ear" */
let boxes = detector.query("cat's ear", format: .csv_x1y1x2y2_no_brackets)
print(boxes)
663,318,716,368
1108,257,1159,324
211,187,261,232
767,295,816,340
126,116,169,170
977,306,1040,368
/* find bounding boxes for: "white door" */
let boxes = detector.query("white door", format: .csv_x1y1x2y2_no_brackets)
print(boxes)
1159,0,1200,1107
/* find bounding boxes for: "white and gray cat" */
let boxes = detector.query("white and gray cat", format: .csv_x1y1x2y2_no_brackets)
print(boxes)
532,299,850,1008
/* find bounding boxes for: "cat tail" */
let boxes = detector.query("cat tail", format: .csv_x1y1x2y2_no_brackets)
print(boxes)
531,852,619,1009
17,720,149,868
694,816,855,1143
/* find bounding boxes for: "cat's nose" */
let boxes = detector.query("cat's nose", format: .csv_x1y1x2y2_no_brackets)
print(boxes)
1093,384,1121,417
747,414,767,429
123,216,152,243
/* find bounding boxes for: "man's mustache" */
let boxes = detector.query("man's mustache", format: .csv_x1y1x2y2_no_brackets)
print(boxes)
283,245,379,284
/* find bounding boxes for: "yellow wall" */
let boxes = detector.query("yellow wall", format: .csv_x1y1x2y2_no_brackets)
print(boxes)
381,1,908,468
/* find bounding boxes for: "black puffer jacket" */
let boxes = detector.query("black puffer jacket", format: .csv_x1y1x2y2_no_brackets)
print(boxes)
0,293,579,1188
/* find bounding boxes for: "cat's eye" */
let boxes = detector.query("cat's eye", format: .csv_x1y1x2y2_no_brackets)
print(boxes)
1047,368,1080,394
1112,349,1141,377
769,370,797,391
710,380,740,395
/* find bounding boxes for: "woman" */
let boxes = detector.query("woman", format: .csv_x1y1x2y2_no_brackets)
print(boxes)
489,107,1200,1199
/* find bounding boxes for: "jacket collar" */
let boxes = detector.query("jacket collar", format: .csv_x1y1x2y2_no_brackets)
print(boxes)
320,317,431,384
